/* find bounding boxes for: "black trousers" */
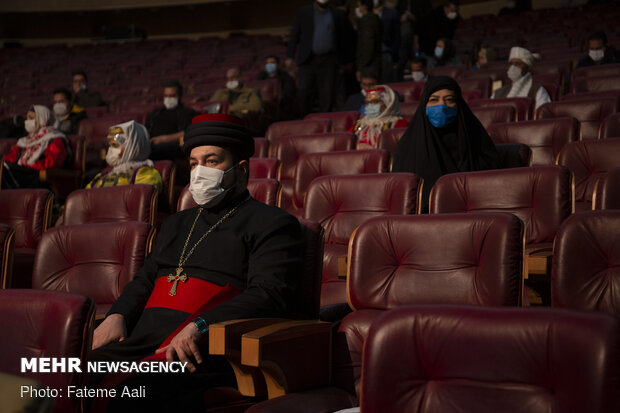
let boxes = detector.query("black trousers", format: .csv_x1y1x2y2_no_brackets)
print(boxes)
297,53,339,116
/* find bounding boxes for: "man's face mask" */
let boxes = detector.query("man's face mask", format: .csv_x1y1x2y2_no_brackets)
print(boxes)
189,164,238,208
434,47,444,59
426,104,458,128
164,96,179,110
507,64,523,82
226,80,240,90
589,49,605,62
265,63,277,74
54,102,68,116
446,11,458,19
411,71,426,82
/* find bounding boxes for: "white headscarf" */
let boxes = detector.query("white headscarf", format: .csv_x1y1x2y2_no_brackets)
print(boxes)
107,120,154,175
507,47,541,98
508,47,539,67
356,85,402,146
16,105,66,167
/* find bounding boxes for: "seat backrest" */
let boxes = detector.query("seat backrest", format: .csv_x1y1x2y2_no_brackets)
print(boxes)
399,101,420,119
294,219,325,320
67,135,86,172
561,90,620,102
571,75,620,94
0,289,95,413
254,137,269,158
469,97,532,121
0,138,17,156
362,305,620,413
600,112,620,139
536,97,619,140
594,167,620,210
177,179,281,210
0,189,53,249
429,166,573,245
487,117,579,165
32,222,154,317
427,64,466,79
265,119,332,146
62,184,158,226
494,143,532,168
305,111,361,132
249,157,280,179
377,127,407,157
293,150,390,209
77,115,137,142
0,223,14,288
386,81,425,102
552,210,620,316
458,77,492,98
572,63,620,79
153,160,176,212
471,105,516,129
272,133,356,181
557,139,620,207
458,67,508,83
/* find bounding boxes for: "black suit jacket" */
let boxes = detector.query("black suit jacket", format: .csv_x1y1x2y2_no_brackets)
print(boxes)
380,6,401,59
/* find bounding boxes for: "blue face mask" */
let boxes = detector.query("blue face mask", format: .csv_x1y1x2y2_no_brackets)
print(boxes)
425,104,458,128
265,63,277,74
364,103,382,118
434,47,444,58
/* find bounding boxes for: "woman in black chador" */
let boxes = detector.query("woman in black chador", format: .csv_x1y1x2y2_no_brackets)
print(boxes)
392,76,499,211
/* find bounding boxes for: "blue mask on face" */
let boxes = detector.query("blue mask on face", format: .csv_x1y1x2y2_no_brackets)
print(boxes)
364,103,382,118
265,63,277,74
434,47,444,58
425,104,458,128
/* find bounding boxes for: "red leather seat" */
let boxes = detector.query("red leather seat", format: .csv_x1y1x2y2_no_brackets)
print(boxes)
487,117,579,165
153,160,176,213
459,77,492,98
536,97,619,140
0,138,17,156
254,137,269,158
32,221,155,319
249,157,280,179
177,179,281,210
386,81,425,102
561,90,620,102
570,75,620,94
0,223,14,289
265,119,332,147
552,210,620,316
572,63,620,79
428,64,466,79
556,139,620,211
0,189,53,289
594,167,620,210
362,305,620,413
399,101,420,119
85,106,109,118
458,67,507,83
471,105,516,129
305,111,361,132
304,173,422,309
0,289,95,413
40,135,87,200
469,97,532,121
62,184,158,226
599,113,620,138
377,127,407,157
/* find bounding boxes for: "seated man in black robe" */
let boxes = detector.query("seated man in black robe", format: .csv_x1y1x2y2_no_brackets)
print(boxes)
90,113,304,411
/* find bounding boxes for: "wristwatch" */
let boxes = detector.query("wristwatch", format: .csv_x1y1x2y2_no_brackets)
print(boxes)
193,317,209,335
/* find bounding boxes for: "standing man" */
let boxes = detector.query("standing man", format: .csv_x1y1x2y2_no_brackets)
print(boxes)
286,0,350,115
356,0,383,84
416,0,460,57
374,0,401,83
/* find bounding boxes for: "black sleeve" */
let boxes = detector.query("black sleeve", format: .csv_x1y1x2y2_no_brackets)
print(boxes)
179,107,199,131
287,8,303,60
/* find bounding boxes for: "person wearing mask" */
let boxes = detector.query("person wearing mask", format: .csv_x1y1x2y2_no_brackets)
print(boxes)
52,88,87,135
210,68,263,119
86,121,162,192
257,55,297,118
374,0,401,83
350,85,409,148
471,47,499,70
575,31,619,69
396,0,433,81
409,56,429,82
71,71,105,108
491,46,551,110
2,105,68,189
392,76,499,211
416,0,460,57
427,38,462,68
342,66,379,113
356,0,383,84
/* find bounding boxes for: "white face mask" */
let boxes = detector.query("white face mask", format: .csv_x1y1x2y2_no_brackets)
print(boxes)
25,119,37,134
163,96,178,110
189,164,236,208
507,64,523,82
355,6,363,18
446,11,458,19
54,102,68,116
589,49,605,62
105,146,123,167
411,71,426,82
226,80,240,90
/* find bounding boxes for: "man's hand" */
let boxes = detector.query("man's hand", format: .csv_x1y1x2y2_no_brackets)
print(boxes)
92,314,126,350
155,323,203,373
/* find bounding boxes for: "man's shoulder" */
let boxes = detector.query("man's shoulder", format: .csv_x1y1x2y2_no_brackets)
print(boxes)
245,199,299,229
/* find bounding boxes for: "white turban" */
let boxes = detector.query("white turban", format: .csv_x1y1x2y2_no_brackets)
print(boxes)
508,47,540,67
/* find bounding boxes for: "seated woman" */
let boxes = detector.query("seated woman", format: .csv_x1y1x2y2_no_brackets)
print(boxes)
427,38,462,68
392,76,499,211
2,105,68,189
351,85,409,149
86,120,162,192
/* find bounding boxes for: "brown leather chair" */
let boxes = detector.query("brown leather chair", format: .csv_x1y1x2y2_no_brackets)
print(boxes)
291,150,390,217
487,117,579,165
254,138,269,158
0,223,15,289
62,184,158,226
599,112,620,139
153,160,176,213
264,119,332,148
459,77,492,98
32,221,155,319
177,179,281,210
40,135,87,200
377,127,407,157
0,189,53,289
361,305,620,413
571,62,620,79
471,105,517,129
536,97,620,140
570,75,620,94
304,173,422,313
556,139,620,211
552,210,620,317
469,97,532,121
386,81,425,102
249,157,280,179
0,289,95,413
244,213,524,413
305,111,361,132
593,167,620,210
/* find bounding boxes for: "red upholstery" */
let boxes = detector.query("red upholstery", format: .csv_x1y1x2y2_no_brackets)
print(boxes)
305,111,361,132
249,157,280,179
387,81,425,102
552,211,620,316
458,67,507,83
362,305,620,413
265,119,332,146
487,117,579,165
304,173,422,307
594,167,620,210
429,166,573,247
557,139,620,211
469,97,532,121
85,106,109,118
62,184,158,226
177,179,281,210
459,77,492,98
0,289,95,413
536,97,619,140
254,137,269,158
427,65,466,79
0,138,17,156
600,113,620,139
561,90,620,102
399,101,420,119
32,221,154,318
0,223,14,289
572,63,620,79
77,115,141,142
377,127,407,157
571,75,620,94
541,82,559,100
471,105,516,129
153,160,175,213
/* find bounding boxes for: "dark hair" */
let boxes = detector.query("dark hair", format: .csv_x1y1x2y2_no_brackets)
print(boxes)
360,66,380,80
410,56,428,68
52,88,72,101
163,79,183,98
265,55,280,64
588,31,608,45
72,71,87,81
446,0,459,6
359,0,374,11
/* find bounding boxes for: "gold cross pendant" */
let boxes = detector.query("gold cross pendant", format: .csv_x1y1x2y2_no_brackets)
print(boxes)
167,267,188,296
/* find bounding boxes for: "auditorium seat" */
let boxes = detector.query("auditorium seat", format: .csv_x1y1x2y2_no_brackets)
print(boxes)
244,213,524,412
0,224,14,289
469,97,532,121
304,173,422,314
571,62,620,79
428,64,466,79
540,82,559,100
38,135,86,200
0,189,53,289
249,157,280,179
0,289,95,413
0,138,16,156
84,106,109,118
62,184,158,226
305,111,360,132
458,67,508,83
556,139,620,211
471,105,516,129
495,143,532,168
386,81,425,102
177,179,281,210
32,221,155,319
153,160,176,213
399,101,420,119
253,137,269,158
552,210,620,316
593,167,620,210
459,77,492,98
570,75,620,94
361,305,620,413
487,117,579,165
599,113,620,138
264,119,332,147
561,89,620,102
536,97,619,140
377,127,407,157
